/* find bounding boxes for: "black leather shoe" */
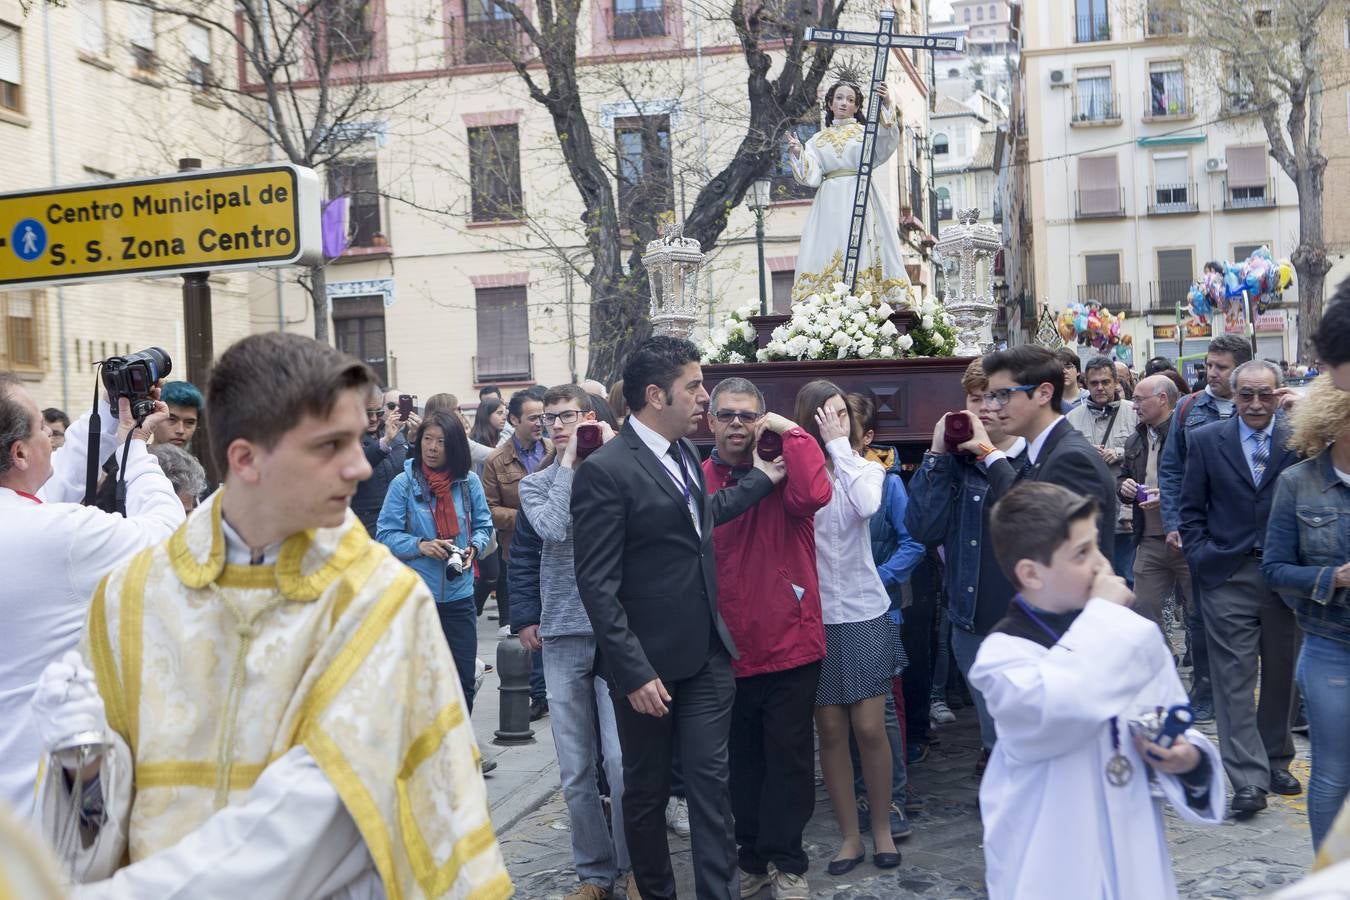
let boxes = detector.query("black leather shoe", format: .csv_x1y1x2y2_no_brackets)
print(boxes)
1270,769,1303,795
529,697,549,721
1231,785,1268,814
1190,697,1215,724
873,851,901,869
826,854,864,876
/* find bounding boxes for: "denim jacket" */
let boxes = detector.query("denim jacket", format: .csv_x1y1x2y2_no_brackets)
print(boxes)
376,459,494,603
905,451,992,632
1261,451,1350,644
1160,389,1233,534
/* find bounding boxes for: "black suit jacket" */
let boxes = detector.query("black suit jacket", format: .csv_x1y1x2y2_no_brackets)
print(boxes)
1179,416,1295,591
985,417,1120,560
571,419,775,694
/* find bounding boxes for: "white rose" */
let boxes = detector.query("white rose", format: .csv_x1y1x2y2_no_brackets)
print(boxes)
879,320,898,337
737,303,757,318
772,326,790,342
830,330,852,348
898,334,914,351
852,311,870,328
844,295,862,312
858,338,876,356
788,335,809,356
837,346,850,359
806,338,825,357
879,345,895,358
921,315,935,331
832,282,849,296
864,322,879,336
807,294,823,308
877,302,895,318
755,348,770,362
727,351,745,364
859,291,874,306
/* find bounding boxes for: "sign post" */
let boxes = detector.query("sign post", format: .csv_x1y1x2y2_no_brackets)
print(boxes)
0,163,321,289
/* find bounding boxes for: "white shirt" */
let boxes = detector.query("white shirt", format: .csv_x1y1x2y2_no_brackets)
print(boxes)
981,418,1063,470
814,438,889,624
0,441,184,816
628,414,701,537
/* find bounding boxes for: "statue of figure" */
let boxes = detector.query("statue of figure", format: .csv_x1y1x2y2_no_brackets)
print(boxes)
785,80,912,307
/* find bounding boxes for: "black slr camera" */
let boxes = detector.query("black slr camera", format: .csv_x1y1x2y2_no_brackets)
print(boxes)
101,348,172,419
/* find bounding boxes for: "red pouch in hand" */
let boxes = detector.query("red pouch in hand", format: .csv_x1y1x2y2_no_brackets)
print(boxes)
944,412,975,459
575,424,602,460
756,430,783,462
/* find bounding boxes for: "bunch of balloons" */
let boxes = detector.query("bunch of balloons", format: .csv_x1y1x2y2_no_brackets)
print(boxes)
1056,301,1132,352
1186,246,1294,322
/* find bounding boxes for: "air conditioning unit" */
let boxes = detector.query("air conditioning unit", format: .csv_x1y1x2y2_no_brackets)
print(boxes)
1205,157,1226,173
1049,69,1069,88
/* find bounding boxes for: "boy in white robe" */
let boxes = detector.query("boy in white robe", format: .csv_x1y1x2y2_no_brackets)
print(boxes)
970,482,1226,900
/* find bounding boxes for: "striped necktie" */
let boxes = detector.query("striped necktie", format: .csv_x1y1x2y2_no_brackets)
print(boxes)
1250,431,1270,483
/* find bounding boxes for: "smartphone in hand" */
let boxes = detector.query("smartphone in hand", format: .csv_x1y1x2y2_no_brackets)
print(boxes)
575,423,602,460
398,394,414,422
756,430,783,462
944,411,974,457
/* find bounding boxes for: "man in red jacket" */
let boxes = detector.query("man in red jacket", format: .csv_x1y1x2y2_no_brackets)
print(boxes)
702,377,832,900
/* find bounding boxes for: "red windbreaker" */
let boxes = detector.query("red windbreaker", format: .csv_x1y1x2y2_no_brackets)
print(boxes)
702,426,833,678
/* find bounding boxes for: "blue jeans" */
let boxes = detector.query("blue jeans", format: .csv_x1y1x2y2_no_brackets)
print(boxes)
543,634,630,885
436,598,479,712
1296,633,1350,850
1113,532,1137,588
531,649,546,701
850,689,907,804
949,626,997,751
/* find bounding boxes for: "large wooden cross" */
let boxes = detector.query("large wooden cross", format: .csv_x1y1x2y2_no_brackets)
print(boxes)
805,11,963,292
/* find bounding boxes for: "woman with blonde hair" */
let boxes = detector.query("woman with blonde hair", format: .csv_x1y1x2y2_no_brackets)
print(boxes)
1262,376,1350,851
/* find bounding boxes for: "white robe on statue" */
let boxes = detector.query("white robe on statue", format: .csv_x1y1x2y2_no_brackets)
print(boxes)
970,598,1227,900
788,108,912,306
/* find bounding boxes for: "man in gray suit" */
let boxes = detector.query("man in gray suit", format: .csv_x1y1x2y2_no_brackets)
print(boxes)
1179,360,1302,815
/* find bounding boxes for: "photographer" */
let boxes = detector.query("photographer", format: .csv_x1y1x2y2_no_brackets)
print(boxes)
0,372,184,815
351,386,418,535
376,408,493,709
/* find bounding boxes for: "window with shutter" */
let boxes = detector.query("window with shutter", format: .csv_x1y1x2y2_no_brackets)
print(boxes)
187,23,211,87
327,159,382,247
332,295,387,386
76,0,107,56
1076,155,1121,216
1155,248,1193,309
2,292,45,371
475,286,531,381
1225,146,1268,206
468,125,523,222
1148,60,1186,117
1151,153,1190,208
127,6,156,70
615,115,673,233
0,23,20,113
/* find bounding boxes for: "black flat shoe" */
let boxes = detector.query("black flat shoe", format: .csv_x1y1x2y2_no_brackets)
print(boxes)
826,854,864,876
1270,769,1303,795
1231,785,1268,815
873,851,901,869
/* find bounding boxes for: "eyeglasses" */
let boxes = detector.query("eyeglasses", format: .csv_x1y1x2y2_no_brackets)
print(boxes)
979,385,1039,409
385,402,398,411
542,410,583,426
1236,389,1278,403
713,410,763,425
522,413,546,424
366,409,385,419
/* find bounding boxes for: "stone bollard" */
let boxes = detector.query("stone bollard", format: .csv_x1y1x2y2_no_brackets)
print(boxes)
493,634,535,745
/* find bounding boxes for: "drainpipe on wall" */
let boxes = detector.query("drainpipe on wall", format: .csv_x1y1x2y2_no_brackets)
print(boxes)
41,0,69,410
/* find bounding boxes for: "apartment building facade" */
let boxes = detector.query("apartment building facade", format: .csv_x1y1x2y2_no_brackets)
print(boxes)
1010,0,1300,362
0,0,252,412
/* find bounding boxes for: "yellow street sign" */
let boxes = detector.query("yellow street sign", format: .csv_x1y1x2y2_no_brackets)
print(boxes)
0,163,321,288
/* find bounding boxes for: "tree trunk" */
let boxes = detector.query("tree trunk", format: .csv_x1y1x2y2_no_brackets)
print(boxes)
309,263,329,344
1290,167,1330,363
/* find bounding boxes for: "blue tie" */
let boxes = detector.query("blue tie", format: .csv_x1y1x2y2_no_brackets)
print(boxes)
1250,431,1270,483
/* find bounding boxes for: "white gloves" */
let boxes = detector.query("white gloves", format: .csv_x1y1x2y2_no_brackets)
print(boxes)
32,651,108,754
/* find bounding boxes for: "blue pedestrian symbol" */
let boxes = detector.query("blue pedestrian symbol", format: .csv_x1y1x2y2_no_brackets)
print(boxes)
12,218,47,262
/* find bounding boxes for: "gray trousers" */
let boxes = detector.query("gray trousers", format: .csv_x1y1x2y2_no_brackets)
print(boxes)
1202,557,1301,790
1132,534,1193,630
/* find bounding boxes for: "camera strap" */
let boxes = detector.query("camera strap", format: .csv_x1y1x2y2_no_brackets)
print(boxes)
83,374,102,506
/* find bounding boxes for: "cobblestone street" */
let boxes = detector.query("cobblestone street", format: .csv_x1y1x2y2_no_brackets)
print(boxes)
493,694,1315,899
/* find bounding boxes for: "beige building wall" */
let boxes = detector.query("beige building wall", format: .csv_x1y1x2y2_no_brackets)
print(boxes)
0,0,254,413
1017,0,1301,363
1323,17,1350,300
256,0,944,402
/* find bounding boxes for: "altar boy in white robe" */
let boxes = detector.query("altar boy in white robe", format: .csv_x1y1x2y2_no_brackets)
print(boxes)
30,333,511,899
970,482,1225,900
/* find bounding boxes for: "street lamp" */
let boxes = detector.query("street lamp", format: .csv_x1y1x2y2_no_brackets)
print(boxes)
747,177,772,316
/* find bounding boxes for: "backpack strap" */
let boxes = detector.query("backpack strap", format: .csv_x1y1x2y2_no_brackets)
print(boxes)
1175,390,1203,428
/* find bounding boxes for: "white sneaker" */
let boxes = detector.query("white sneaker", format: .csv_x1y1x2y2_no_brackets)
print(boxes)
665,797,690,837
473,658,486,696
497,625,511,638
930,699,956,725
738,868,771,897
769,866,809,900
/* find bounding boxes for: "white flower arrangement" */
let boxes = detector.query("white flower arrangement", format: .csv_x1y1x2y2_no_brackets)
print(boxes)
700,282,956,364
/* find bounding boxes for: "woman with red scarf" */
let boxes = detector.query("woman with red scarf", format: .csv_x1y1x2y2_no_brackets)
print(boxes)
377,408,494,708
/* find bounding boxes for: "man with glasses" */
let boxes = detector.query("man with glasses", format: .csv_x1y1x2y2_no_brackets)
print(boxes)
701,377,830,900
1118,375,1189,630
1180,360,1302,815
1067,356,1139,583
1158,333,1253,723
955,346,1118,561
482,389,552,716
351,386,420,534
517,384,639,900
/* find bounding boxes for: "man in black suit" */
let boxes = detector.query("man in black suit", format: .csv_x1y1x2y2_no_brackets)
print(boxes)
572,336,783,900
958,345,1119,560
1180,359,1302,815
